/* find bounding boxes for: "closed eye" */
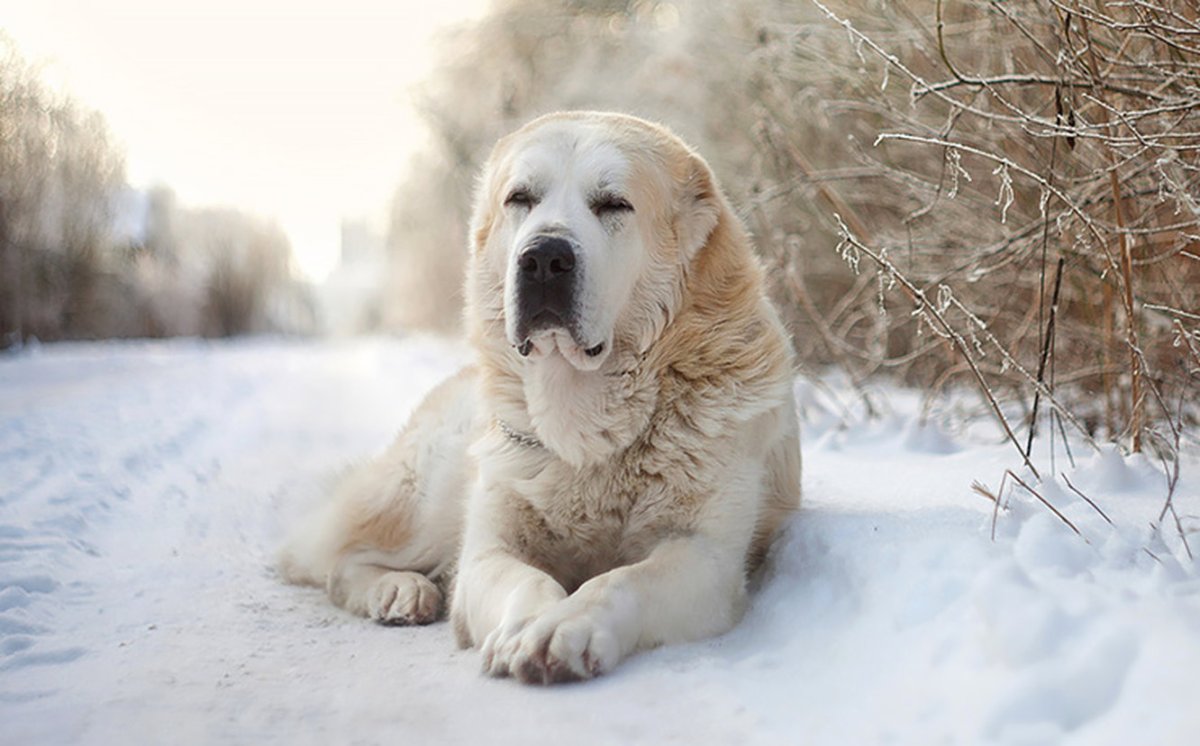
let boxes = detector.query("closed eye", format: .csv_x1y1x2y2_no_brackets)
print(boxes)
505,188,537,209
590,193,634,216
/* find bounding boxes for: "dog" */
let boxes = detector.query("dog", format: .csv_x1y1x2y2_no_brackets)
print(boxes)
279,111,801,684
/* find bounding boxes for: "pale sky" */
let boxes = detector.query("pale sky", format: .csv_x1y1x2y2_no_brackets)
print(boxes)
0,0,488,281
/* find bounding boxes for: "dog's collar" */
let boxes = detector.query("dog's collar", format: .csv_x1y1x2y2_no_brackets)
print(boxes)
496,418,545,450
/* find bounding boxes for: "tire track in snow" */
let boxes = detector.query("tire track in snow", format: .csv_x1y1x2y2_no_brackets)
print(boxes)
0,337,470,740
0,342,252,685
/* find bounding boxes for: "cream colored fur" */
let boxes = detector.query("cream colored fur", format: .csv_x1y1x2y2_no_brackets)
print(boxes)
278,111,801,684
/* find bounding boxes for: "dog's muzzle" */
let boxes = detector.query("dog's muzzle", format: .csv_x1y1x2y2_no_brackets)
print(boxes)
514,234,578,344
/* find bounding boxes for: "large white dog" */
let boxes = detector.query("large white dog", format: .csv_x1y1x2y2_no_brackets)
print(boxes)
280,111,801,684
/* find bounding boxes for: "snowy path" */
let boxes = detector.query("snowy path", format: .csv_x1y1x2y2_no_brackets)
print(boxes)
2,337,1197,745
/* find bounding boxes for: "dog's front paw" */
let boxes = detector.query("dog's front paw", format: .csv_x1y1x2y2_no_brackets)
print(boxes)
367,571,441,625
481,603,621,684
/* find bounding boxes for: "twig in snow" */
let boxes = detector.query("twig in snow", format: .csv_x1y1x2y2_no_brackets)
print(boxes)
1006,469,1084,540
1060,473,1114,527
972,478,1004,542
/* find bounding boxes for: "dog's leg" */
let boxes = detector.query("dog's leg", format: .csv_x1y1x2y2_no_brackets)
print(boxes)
327,552,443,625
278,367,477,623
479,533,746,684
450,549,568,666
278,448,462,624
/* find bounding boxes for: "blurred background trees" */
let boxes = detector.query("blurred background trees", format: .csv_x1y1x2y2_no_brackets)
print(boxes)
383,0,1199,454
1,34,125,345
3,1,1197,454
0,32,312,348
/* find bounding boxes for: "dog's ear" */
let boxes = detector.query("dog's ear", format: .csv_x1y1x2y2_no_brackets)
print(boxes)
674,153,722,261
469,167,499,255
469,135,519,255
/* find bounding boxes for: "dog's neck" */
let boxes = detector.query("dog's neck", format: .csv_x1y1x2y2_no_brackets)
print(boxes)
509,338,655,468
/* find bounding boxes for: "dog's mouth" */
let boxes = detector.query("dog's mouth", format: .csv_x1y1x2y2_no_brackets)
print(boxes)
517,338,604,358
514,328,610,371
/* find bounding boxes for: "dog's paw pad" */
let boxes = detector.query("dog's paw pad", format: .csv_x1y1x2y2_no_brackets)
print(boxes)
367,571,441,625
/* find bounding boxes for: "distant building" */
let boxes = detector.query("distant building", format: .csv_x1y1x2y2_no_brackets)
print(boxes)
317,217,387,335
339,219,384,266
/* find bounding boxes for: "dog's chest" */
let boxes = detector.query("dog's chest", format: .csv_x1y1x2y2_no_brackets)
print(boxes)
513,446,703,591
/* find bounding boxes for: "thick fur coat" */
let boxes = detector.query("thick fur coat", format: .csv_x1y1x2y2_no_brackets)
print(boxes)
279,112,801,684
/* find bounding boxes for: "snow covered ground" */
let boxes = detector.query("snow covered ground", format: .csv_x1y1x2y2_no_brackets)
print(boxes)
2,336,1197,745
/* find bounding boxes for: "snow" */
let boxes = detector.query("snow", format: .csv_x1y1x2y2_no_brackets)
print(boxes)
2,336,1198,745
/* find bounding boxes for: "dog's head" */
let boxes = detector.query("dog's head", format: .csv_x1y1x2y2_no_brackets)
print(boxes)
467,112,722,372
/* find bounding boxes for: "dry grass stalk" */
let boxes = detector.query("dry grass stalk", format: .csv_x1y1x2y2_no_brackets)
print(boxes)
1006,469,1084,540
1060,473,1115,527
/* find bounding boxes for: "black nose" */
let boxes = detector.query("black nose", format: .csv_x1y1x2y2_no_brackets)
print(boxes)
518,236,575,283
